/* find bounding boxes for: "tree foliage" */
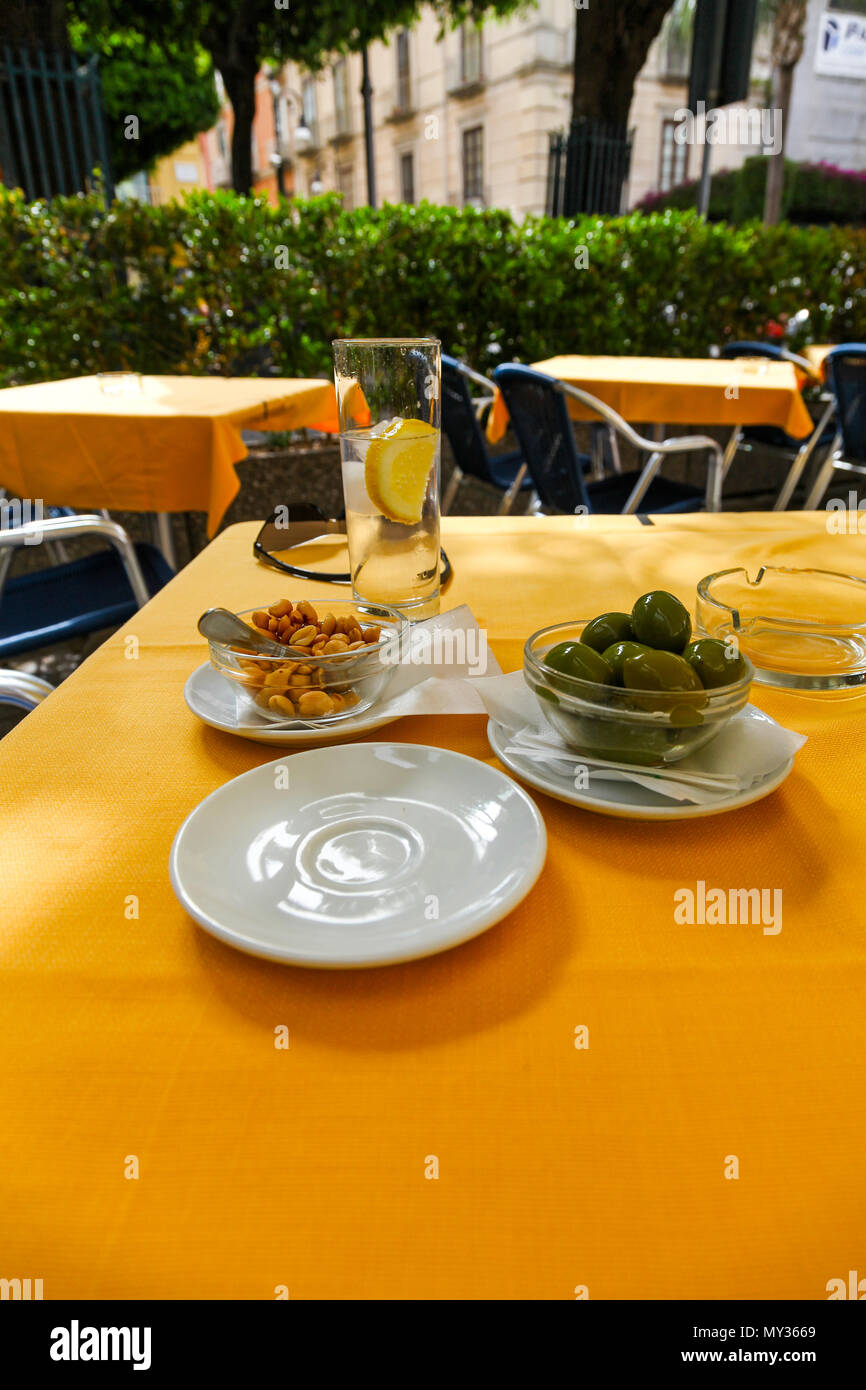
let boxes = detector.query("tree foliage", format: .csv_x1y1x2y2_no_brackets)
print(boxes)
69,0,526,193
68,26,220,182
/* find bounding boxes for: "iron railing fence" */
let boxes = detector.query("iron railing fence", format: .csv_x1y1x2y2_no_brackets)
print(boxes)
0,45,113,203
547,118,634,217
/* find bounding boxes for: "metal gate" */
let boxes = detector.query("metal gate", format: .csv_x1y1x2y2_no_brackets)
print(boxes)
547,118,633,217
0,46,114,202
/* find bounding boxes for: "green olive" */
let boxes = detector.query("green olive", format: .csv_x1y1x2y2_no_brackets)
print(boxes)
622,649,706,718
601,640,652,682
544,640,615,685
631,590,692,652
682,638,746,689
580,611,634,653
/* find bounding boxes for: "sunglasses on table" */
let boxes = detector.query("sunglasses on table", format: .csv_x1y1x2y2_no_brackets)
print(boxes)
253,504,452,588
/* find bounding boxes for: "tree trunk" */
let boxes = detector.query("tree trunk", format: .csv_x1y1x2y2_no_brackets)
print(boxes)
762,0,807,226
221,60,257,196
570,0,674,126
763,63,793,226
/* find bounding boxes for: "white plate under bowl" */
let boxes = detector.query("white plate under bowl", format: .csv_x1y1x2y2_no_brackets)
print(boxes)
185,661,400,746
487,720,794,822
169,743,547,967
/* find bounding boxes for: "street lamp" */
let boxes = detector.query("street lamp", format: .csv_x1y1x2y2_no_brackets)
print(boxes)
266,70,287,198
311,172,324,196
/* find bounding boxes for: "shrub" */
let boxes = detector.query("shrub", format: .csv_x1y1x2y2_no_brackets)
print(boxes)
0,188,864,388
637,155,866,226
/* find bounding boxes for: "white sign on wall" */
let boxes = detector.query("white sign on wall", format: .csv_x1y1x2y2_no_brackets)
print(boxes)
815,11,866,78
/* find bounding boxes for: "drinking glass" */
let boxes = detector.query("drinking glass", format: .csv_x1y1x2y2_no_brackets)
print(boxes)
333,337,440,620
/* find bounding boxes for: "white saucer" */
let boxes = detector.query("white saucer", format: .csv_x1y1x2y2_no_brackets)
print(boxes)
487,720,794,821
170,742,547,967
184,662,401,746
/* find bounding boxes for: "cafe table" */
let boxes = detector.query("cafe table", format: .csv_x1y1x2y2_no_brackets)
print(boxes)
1,513,864,1300
0,374,339,563
487,354,819,511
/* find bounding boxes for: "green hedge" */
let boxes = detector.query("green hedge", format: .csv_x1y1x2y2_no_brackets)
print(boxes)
1,188,865,387
638,155,866,226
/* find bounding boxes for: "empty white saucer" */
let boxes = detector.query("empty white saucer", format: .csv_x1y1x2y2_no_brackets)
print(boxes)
184,661,400,746
170,743,547,966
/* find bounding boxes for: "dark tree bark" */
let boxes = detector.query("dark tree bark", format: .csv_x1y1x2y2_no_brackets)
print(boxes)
220,59,257,195
570,0,674,126
208,6,261,196
763,0,807,226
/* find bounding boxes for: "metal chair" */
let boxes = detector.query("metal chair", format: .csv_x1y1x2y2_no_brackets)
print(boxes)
719,342,837,509
493,365,721,514
803,344,866,509
0,668,54,713
440,355,529,513
0,513,173,659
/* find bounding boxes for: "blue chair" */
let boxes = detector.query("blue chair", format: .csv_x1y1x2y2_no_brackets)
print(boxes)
493,365,720,514
719,341,837,509
0,512,173,659
804,344,866,508
440,355,529,513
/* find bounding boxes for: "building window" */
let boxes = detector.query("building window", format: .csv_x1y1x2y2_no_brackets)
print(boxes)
337,163,354,210
400,151,415,204
461,24,483,84
462,125,483,203
302,77,318,144
334,59,350,134
659,119,688,193
396,30,411,110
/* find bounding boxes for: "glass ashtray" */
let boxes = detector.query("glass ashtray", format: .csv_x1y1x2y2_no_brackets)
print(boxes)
696,566,866,691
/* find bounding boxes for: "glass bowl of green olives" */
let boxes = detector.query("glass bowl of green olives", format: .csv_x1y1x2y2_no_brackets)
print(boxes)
524,590,754,766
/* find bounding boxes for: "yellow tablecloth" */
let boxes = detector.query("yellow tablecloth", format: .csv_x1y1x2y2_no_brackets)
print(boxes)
2,514,865,1300
803,345,835,379
0,375,339,537
487,355,816,444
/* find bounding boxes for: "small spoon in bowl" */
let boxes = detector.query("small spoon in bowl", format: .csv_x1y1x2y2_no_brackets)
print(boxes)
197,606,307,658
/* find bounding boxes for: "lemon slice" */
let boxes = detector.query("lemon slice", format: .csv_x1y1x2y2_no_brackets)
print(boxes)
364,418,438,524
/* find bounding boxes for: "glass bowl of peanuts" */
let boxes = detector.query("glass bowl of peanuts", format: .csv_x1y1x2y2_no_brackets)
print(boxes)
207,597,406,724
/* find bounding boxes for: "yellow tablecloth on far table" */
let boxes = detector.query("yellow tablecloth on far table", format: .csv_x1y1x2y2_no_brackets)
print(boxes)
487,354,815,444
1,514,865,1299
0,375,339,537
803,345,836,379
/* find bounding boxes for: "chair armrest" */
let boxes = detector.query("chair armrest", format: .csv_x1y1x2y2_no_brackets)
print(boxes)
456,361,497,394
557,381,722,461
0,513,151,608
0,669,54,712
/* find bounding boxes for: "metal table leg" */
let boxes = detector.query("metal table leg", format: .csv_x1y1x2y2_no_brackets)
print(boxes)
153,512,178,570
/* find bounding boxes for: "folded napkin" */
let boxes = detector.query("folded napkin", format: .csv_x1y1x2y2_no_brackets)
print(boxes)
470,670,806,805
234,604,502,726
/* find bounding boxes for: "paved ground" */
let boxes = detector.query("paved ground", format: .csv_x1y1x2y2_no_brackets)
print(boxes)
0,425,850,739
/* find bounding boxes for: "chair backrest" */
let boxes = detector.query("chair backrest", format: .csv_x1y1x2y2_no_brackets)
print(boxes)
719,341,785,363
441,354,498,485
493,365,590,513
826,344,866,465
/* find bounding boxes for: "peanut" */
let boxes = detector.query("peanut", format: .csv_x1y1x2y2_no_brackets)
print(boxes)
268,695,297,716
231,599,391,719
297,690,334,717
